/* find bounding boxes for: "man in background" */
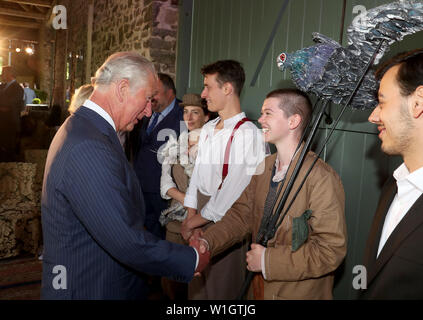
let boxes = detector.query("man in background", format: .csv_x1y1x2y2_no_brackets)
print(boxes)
0,66,24,161
132,73,185,239
23,82,37,106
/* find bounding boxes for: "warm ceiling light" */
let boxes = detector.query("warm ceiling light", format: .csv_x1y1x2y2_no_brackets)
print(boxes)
25,46,33,54
15,47,21,52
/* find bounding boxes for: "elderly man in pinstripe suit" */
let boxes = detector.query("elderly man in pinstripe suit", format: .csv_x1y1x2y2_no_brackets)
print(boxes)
41,52,209,300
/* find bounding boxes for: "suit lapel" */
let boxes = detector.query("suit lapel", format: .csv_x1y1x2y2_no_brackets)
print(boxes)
366,181,423,285
364,179,396,271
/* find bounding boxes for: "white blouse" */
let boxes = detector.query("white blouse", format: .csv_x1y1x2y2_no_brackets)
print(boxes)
159,130,200,200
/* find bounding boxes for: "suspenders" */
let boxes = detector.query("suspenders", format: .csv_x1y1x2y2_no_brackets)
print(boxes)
217,117,250,190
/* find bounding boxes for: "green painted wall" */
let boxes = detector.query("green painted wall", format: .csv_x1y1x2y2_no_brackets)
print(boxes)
176,0,422,299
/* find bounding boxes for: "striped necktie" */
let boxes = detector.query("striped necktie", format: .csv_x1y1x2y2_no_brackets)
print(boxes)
146,112,160,135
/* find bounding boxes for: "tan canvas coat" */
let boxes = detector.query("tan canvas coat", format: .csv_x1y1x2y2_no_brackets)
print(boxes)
203,150,347,300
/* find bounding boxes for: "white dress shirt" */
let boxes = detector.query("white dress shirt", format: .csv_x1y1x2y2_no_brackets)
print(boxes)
184,112,266,222
377,163,423,258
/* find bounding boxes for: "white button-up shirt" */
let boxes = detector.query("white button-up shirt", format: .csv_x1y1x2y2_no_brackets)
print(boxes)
184,112,266,222
377,163,423,258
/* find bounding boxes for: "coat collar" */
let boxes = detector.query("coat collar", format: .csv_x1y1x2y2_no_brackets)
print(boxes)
75,106,123,153
365,178,423,285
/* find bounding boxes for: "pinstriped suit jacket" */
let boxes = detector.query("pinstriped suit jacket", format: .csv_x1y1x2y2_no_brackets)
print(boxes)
41,107,196,300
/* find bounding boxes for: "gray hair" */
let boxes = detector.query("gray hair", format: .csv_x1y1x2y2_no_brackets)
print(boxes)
91,52,156,93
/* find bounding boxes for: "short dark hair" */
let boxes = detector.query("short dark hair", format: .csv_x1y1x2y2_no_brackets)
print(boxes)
158,73,176,95
376,48,423,97
2,65,17,78
200,60,245,97
266,88,312,134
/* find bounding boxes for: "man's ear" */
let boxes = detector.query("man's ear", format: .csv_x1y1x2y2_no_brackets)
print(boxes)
116,79,130,103
223,82,233,96
289,114,302,130
411,85,423,119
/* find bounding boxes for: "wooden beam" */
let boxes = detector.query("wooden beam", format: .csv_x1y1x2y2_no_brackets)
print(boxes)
1,0,52,8
0,7,46,20
18,4,30,12
34,5,46,13
0,16,41,28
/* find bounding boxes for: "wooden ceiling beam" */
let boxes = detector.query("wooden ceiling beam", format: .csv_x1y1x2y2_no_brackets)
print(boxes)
0,0,52,8
18,3,30,12
0,16,41,29
0,7,46,20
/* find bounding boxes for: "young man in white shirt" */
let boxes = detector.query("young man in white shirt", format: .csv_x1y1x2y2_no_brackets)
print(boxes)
363,49,423,299
181,60,266,299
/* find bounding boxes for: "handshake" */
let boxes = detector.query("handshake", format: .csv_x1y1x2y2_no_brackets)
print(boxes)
188,229,210,275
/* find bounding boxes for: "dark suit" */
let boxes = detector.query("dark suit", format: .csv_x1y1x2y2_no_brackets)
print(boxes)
361,177,423,299
132,99,185,238
41,106,196,300
0,80,24,161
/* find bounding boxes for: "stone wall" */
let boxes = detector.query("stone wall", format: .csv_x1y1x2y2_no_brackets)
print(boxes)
37,0,180,109
92,0,179,78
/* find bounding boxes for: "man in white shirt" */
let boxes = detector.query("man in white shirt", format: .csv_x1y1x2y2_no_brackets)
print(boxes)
41,52,209,299
181,60,266,299
363,49,423,299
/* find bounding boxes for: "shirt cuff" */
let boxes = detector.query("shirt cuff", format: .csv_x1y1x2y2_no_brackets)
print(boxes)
201,205,222,223
261,248,267,280
184,194,197,209
160,184,174,200
193,248,199,271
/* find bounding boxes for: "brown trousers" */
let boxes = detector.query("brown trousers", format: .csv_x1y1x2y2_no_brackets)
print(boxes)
161,164,212,299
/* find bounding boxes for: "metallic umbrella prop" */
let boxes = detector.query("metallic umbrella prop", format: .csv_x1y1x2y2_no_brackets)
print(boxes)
238,0,423,299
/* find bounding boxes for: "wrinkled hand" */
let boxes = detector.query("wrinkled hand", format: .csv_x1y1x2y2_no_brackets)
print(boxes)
190,236,210,276
246,243,265,272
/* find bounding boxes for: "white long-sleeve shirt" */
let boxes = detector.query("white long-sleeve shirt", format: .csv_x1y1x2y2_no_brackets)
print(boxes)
184,112,266,222
160,130,199,199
